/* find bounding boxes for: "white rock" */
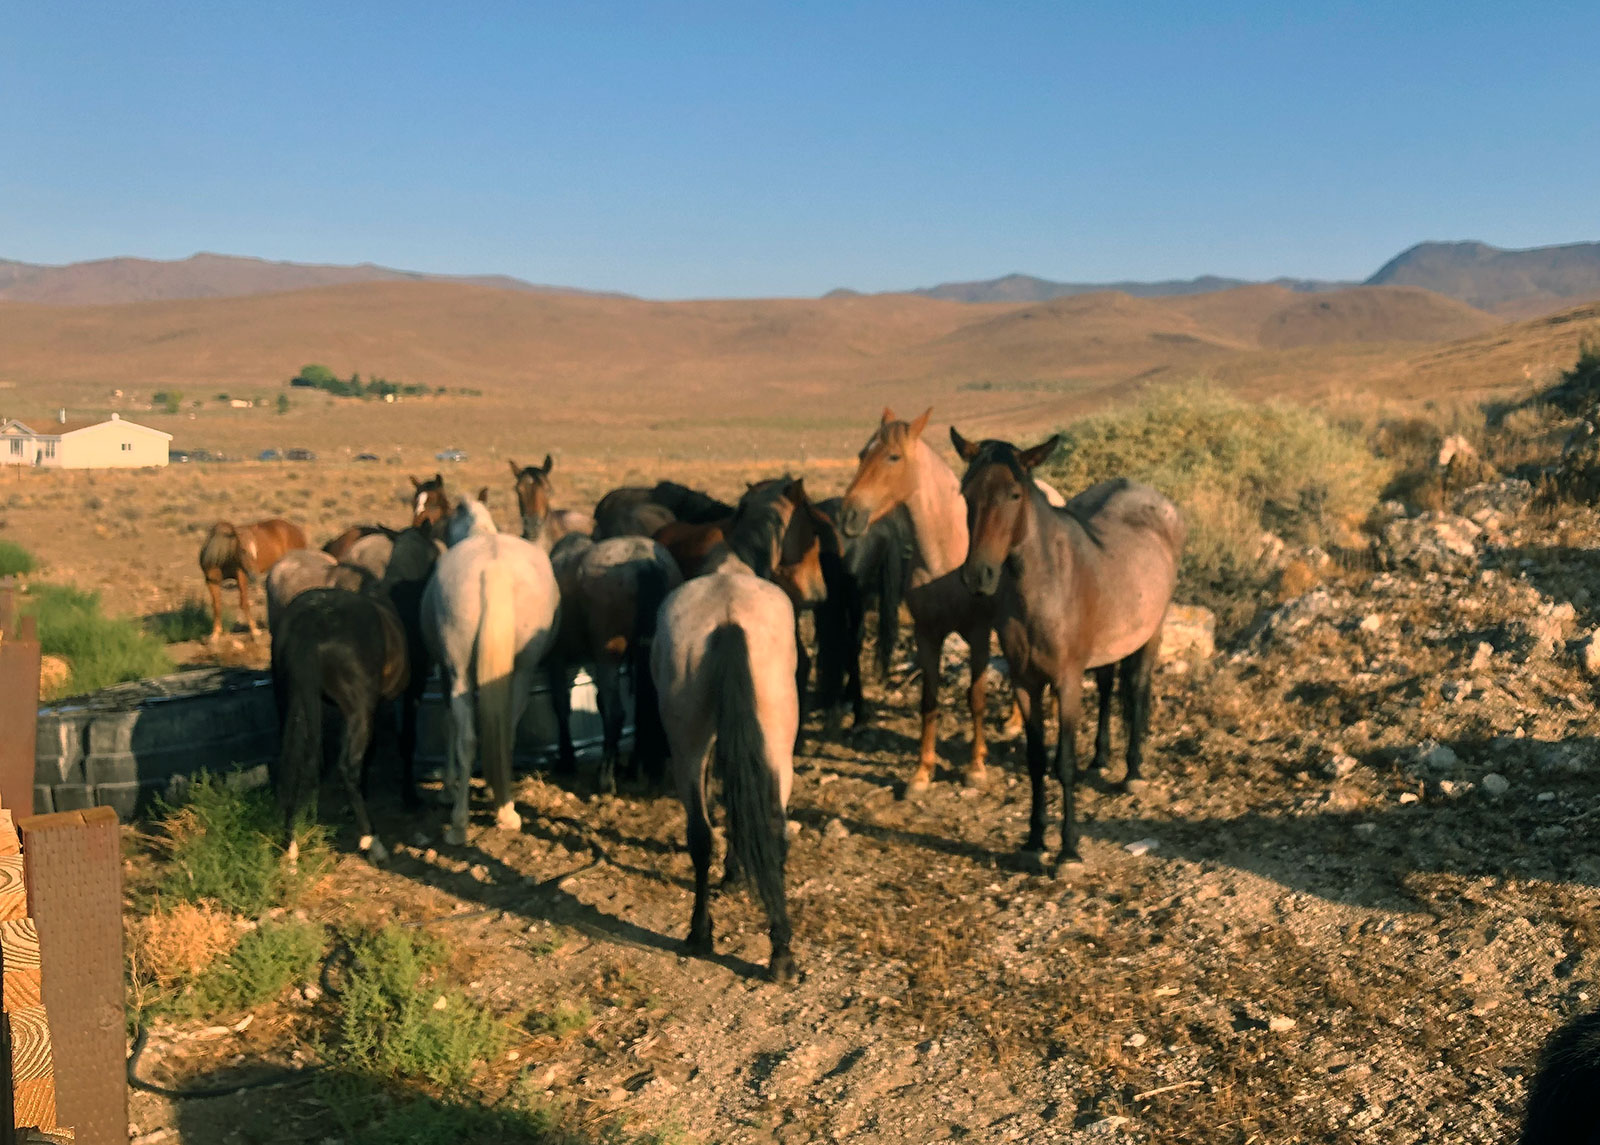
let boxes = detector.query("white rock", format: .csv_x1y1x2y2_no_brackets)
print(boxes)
1124,838,1160,857
1353,822,1378,836
1481,773,1510,797
1124,1031,1148,1048
1268,1015,1298,1032
1580,632,1600,677
1358,614,1384,632
1398,792,1419,805
1329,753,1358,779
1417,741,1459,770
1160,605,1216,663
823,818,850,840
785,819,803,840
1470,642,1494,671
1537,791,1556,803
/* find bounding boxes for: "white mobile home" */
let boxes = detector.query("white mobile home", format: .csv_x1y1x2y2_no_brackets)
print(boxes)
0,413,171,468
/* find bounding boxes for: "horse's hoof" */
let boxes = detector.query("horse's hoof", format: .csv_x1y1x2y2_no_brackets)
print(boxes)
495,805,522,832
443,825,468,847
1052,850,1084,876
962,766,987,789
767,951,799,985
362,836,390,865
903,773,933,799
683,933,713,958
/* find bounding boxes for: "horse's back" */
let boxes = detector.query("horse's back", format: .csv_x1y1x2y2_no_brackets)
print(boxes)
426,532,559,668
1065,480,1184,554
594,486,675,540
344,533,395,580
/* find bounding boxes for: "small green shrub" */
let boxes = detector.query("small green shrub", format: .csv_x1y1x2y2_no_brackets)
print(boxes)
146,597,213,643
152,773,326,916
529,1000,592,1039
23,583,175,694
0,540,35,577
336,926,506,1086
1043,382,1391,631
175,919,325,1019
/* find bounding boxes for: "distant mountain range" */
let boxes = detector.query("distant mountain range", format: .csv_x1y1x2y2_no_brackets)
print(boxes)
866,241,1600,318
0,252,627,306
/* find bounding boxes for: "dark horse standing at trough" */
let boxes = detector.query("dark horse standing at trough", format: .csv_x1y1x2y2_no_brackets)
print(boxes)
271,586,409,867
199,517,309,642
951,429,1184,869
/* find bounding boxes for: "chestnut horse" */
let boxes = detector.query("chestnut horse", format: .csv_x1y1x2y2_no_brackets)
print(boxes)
508,456,596,550
323,524,397,562
952,429,1183,869
199,518,309,642
410,473,451,540
836,409,998,792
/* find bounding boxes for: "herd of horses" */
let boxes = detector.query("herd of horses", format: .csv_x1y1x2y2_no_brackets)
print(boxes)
196,409,1184,981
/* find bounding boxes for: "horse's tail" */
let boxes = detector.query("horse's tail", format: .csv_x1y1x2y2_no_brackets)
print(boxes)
475,557,518,804
200,521,242,575
629,560,672,780
874,531,906,680
273,641,323,830
708,624,788,932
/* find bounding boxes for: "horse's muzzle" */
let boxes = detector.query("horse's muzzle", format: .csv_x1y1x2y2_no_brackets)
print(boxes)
961,559,1001,597
837,503,868,538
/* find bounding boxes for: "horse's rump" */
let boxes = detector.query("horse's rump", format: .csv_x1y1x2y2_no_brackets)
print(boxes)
200,521,245,577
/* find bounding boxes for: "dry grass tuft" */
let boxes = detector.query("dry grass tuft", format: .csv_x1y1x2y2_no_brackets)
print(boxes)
129,899,239,988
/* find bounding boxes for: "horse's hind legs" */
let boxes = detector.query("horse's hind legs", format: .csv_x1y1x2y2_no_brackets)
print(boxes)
685,792,715,957
1091,664,1116,772
340,706,388,864
908,629,942,794
547,663,578,774
238,576,260,641
962,625,992,787
206,577,226,643
1117,635,1159,789
1053,673,1086,868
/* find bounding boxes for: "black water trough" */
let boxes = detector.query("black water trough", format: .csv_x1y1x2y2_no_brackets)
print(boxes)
34,667,624,818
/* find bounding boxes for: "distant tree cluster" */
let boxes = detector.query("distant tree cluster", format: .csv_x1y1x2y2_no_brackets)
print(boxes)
288,364,434,400
152,390,183,413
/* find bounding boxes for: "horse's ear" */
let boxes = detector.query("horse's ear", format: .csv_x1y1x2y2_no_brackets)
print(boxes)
507,459,521,477
541,453,553,473
908,407,932,440
1018,435,1061,471
434,472,443,485
410,475,422,490
880,407,896,425
786,477,807,503
477,486,490,503
950,426,980,462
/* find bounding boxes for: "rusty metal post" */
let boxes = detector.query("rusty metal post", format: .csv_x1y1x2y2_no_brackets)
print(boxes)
0,578,42,814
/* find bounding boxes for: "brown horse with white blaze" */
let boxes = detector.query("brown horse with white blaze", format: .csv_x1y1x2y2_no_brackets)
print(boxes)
951,428,1184,869
509,456,596,549
199,517,309,641
836,409,998,792
410,473,451,540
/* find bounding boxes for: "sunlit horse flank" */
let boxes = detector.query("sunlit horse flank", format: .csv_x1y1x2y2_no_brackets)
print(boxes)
951,428,1183,870
198,517,309,642
421,493,560,844
508,455,596,550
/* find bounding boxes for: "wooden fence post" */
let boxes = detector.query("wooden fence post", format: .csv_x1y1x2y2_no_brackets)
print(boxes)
0,579,42,814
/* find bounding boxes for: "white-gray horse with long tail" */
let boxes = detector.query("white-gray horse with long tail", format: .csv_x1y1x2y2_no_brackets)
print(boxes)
422,492,560,844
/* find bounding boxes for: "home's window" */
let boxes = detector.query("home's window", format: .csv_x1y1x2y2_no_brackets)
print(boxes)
42,441,56,459
121,442,131,451
8,439,20,455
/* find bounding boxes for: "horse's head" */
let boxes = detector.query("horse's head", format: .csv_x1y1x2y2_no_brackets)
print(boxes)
838,407,931,537
410,473,450,536
729,476,831,605
950,428,1060,597
445,489,499,546
508,455,554,543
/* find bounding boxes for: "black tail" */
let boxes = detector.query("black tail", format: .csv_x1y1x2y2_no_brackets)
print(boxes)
708,625,791,968
629,560,672,783
273,644,324,834
874,532,906,680
813,550,859,713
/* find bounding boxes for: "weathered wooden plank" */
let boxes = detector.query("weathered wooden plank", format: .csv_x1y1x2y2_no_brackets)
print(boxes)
8,1005,55,1131
0,812,18,858
17,809,122,1145
0,857,26,922
17,1130,75,1144
0,920,41,1012
0,581,41,816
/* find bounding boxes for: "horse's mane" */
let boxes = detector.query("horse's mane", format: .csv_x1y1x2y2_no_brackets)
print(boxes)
965,440,1107,548
725,478,793,577
650,481,735,524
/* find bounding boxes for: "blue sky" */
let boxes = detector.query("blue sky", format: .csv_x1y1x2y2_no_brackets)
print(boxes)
3,2,1597,298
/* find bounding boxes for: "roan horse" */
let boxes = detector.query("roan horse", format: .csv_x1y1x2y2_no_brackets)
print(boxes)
952,429,1183,868
651,545,801,982
265,549,375,631
836,409,1000,791
422,494,560,844
199,518,309,642
509,456,596,549
271,586,409,867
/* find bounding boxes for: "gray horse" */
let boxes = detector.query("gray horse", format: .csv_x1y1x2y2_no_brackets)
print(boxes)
421,495,560,844
265,549,375,631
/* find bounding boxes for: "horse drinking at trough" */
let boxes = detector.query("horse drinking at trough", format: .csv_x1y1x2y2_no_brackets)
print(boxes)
421,493,560,844
199,517,309,642
509,456,596,549
271,586,409,867
651,544,801,982
951,428,1184,868
545,531,681,793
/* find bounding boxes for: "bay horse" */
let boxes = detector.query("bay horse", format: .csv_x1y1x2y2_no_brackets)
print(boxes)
410,473,451,540
651,556,800,982
199,517,309,642
375,527,446,808
271,586,408,867
508,456,596,549
323,524,397,563
545,532,682,793
421,495,560,844
265,549,375,631
593,481,735,541
836,409,999,792
951,429,1183,868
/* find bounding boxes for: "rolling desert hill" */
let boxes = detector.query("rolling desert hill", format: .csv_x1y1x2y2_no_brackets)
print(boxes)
0,252,625,306
1365,240,1600,318
0,275,1591,466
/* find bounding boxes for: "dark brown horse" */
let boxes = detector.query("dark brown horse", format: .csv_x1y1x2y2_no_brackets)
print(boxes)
951,429,1184,869
654,517,731,580
593,481,735,541
508,456,596,549
199,517,309,642
811,498,911,732
836,409,999,792
410,473,451,539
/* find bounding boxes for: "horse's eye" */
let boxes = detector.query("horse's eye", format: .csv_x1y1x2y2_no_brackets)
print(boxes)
887,453,902,463
1010,489,1023,501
